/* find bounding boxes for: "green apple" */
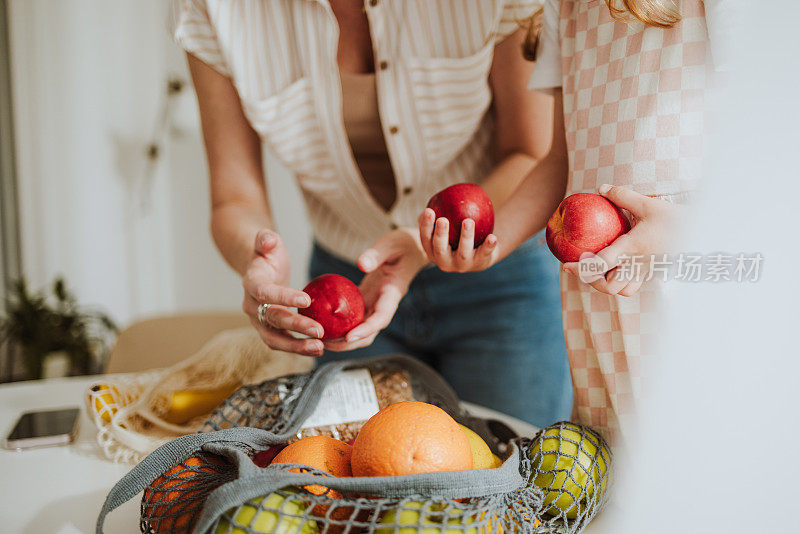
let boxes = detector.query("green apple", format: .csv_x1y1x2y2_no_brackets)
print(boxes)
376,501,492,534
528,422,611,519
215,490,319,534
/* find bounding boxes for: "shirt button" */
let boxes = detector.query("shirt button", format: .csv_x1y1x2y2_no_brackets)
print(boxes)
402,186,413,195
379,60,389,70
369,0,378,6
389,126,399,135
390,222,399,230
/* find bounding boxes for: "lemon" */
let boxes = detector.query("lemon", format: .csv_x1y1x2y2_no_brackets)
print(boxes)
90,384,119,423
529,422,611,519
215,490,319,534
459,424,499,469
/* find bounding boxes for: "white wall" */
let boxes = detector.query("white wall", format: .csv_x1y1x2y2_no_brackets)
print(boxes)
617,6,800,533
9,0,312,327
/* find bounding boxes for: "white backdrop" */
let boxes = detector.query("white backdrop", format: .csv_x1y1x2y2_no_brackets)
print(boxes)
8,0,313,327
615,5,800,533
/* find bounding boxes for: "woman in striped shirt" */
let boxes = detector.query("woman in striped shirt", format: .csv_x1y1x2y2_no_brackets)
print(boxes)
174,0,572,427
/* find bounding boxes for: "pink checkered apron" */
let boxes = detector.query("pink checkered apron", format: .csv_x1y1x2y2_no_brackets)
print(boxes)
557,0,713,446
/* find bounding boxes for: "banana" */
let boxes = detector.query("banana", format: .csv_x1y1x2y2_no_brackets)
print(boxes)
162,383,241,424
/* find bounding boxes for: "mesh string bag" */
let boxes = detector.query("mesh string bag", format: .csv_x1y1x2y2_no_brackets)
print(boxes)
84,328,313,464
527,422,613,531
200,355,489,446
141,450,237,533
97,355,613,534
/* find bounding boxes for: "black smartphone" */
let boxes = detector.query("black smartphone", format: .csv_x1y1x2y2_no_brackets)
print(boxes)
4,407,80,450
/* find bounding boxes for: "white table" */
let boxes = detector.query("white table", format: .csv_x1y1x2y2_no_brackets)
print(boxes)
0,376,612,533
0,376,140,534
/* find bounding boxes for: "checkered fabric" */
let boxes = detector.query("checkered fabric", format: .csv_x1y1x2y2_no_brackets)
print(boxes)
561,273,664,445
556,0,713,446
561,0,711,197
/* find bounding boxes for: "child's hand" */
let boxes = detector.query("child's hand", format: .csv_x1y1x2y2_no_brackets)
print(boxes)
418,208,499,272
563,184,685,297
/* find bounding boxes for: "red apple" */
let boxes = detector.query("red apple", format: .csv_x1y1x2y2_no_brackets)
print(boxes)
299,274,365,340
426,183,494,249
252,445,286,467
546,193,630,263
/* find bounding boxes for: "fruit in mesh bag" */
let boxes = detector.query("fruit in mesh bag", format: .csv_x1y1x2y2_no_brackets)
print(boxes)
271,436,353,496
162,383,242,425
271,435,355,530
351,401,473,477
459,424,503,469
215,489,319,534
376,502,495,534
253,445,287,467
299,274,365,340
141,452,234,533
528,422,611,519
90,383,119,424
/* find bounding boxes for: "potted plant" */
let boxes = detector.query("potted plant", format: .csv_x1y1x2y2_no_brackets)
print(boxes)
0,277,118,380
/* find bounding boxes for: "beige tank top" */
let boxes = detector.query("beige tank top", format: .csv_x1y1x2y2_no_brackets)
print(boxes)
340,72,397,212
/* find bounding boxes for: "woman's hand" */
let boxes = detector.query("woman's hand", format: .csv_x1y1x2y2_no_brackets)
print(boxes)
242,229,325,357
418,209,499,273
563,184,685,297
323,228,428,352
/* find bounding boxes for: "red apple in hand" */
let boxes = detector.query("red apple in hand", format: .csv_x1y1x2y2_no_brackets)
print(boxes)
299,274,365,340
546,193,630,263
427,183,494,249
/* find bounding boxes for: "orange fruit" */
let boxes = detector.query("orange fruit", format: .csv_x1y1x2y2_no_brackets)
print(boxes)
271,435,353,496
271,436,355,531
141,452,233,533
351,401,473,477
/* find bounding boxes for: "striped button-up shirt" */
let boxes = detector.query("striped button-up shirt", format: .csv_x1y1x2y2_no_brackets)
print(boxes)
172,0,541,262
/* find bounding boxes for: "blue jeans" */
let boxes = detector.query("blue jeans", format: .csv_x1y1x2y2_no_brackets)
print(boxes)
309,232,572,428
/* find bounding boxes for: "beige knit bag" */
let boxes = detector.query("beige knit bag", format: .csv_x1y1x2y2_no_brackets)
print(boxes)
84,327,313,464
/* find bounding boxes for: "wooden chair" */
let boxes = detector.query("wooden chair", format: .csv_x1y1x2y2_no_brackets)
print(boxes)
104,312,251,374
